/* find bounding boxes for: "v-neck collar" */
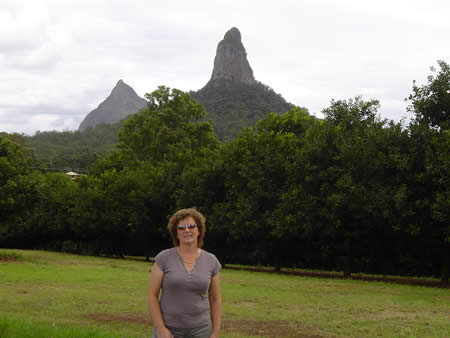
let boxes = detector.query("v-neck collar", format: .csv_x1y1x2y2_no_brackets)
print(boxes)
176,247,202,274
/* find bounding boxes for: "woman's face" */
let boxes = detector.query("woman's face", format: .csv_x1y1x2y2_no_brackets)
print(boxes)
176,216,199,246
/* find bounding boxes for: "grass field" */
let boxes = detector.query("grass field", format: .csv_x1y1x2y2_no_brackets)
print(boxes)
0,249,449,337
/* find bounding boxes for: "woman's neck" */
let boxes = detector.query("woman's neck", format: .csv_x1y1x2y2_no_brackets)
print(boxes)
178,243,199,255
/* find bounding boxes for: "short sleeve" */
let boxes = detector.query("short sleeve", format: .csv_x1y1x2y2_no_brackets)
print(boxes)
154,249,170,272
210,253,221,277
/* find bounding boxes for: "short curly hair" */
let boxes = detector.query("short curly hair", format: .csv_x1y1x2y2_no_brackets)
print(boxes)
167,208,206,248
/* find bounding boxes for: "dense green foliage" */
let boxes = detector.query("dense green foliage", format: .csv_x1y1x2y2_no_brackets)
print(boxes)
1,61,449,282
0,137,34,241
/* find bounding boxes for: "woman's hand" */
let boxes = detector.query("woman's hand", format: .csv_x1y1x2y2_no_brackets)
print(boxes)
209,331,220,338
157,326,173,338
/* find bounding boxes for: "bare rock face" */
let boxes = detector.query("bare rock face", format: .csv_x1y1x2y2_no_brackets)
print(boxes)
192,27,293,141
78,80,147,131
210,27,256,84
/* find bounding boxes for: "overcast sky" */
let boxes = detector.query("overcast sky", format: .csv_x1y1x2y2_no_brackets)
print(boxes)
1,0,449,135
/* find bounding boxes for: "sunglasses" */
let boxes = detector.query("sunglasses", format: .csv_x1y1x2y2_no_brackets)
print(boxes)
177,224,197,230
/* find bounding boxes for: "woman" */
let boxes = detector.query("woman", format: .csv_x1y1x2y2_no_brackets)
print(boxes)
148,208,222,338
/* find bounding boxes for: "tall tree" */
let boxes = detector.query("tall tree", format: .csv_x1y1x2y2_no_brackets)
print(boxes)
118,86,218,163
202,108,316,268
407,60,449,129
0,136,34,246
407,60,450,283
28,172,77,249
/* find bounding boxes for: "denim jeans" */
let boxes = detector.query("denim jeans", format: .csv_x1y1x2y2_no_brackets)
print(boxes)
152,322,211,338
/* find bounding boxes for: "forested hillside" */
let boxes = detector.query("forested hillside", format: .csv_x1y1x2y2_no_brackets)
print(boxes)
8,122,122,171
191,79,293,141
1,61,448,283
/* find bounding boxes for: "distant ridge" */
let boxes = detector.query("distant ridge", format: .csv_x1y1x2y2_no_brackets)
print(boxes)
78,80,147,131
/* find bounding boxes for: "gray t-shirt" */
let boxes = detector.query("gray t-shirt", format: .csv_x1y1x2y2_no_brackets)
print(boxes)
155,247,221,329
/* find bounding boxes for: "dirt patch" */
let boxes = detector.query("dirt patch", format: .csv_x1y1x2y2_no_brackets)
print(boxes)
374,310,417,320
224,319,323,337
85,312,151,325
232,300,259,308
85,313,322,337
0,254,23,263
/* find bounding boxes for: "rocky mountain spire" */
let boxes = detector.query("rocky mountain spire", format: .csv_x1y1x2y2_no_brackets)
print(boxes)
192,28,292,141
210,27,256,84
78,80,147,131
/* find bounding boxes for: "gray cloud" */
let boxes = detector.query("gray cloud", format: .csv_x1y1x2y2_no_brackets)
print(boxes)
0,0,448,135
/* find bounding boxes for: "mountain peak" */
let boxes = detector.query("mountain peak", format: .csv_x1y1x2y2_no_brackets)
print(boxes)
210,27,255,84
224,27,241,42
111,79,133,95
78,80,147,131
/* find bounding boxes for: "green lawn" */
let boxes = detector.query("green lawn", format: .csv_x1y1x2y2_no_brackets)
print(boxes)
0,249,448,337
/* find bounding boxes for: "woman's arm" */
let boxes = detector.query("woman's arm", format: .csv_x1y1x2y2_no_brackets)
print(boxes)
208,273,222,338
148,263,173,338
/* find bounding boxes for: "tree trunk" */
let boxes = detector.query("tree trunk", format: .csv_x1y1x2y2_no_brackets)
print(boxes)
343,239,352,278
274,243,282,272
440,243,449,284
274,263,281,272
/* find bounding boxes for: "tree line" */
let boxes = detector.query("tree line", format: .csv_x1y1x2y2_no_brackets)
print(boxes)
1,61,448,282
